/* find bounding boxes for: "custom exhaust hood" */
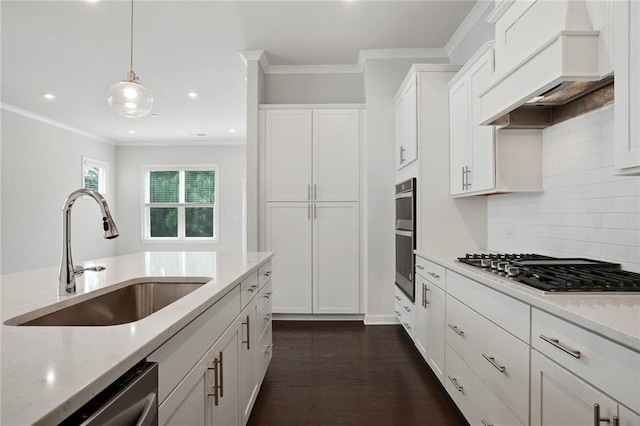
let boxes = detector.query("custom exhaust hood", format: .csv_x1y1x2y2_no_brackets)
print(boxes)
479,0,614,129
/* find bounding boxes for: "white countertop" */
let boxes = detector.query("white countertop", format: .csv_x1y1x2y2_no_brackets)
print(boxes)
0,251,273,426
415,250,640,353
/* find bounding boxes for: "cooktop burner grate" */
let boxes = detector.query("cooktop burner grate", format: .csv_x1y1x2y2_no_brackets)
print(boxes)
457,253,640,293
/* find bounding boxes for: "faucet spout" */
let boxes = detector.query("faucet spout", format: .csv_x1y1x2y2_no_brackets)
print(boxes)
59,189,119,295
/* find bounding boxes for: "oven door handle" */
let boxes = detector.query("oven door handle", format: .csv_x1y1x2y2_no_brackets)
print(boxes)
395,230,413,237
395,192,414,199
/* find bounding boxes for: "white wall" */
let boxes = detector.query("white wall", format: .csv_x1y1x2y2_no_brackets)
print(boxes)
1,109,117,274
362,58,435,323
488,106,640,272
264,73,365,104
115,144,246,254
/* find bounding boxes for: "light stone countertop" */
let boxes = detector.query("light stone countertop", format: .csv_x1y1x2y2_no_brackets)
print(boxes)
415,250,640,353
0,251,273,426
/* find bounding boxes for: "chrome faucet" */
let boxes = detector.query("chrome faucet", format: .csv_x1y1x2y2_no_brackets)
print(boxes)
59,189,119,295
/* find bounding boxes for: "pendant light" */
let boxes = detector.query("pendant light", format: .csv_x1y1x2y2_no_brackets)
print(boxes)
106,0,153,118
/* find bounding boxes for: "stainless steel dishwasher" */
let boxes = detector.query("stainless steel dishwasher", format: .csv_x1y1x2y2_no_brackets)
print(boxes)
60,361,158,426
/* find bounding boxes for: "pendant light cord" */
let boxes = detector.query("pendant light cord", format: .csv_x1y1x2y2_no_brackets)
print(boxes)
129,0,134,72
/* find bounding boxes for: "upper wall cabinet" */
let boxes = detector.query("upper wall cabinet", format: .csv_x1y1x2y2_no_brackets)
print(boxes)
394,74,418,170
449,42,543,197
265,109,360,201
614,0,640,175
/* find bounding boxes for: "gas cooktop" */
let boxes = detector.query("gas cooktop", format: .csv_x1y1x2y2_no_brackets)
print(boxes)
457,253,640,293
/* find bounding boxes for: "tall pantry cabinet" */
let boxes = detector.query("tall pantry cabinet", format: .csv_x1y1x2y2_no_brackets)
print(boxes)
262,107,361,314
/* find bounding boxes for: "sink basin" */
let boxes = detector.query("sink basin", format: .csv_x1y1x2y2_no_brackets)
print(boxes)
7,279,210,326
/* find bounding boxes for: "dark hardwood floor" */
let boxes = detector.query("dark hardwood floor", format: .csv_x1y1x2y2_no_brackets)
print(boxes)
248,321,468,426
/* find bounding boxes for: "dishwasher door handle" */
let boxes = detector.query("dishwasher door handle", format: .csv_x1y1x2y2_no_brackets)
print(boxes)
136,392,158,426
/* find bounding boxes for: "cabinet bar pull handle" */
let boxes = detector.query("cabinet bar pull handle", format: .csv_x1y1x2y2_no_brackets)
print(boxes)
264,271,272,277
428,272,440,279
613,416,619,426
313,184,317,200
265,313,272,322
219,351,224,398
403,305,411,312
481,420,494,426
242,315,250,350
210,360,220,406
424,284,430,306
482,353,506,373
308,203,311,220
264,291,272,299
307,184,311,201
395,295,401,301
447,376,463,392
466,166,472,189
593,403,611,425
314,204,317,220
416,265,425,270
403,322,411,330
248,284,258,293
400,145,406,164
265,345,273,356
540,335,581,359
448,324,464,336
394,310,401,316
462,166,465,191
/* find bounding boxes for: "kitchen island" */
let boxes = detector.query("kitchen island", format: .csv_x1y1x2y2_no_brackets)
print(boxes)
0,251,273,425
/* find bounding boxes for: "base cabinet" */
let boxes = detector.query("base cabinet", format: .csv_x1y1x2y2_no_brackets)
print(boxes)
151,261,273,426
531,349,640,426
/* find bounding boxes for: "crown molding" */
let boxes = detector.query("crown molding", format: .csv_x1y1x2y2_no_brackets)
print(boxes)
444,0,494,57
358,48,448,69
265,64,363,75
486,0,515,24
117,139,246,147
1,102,114,145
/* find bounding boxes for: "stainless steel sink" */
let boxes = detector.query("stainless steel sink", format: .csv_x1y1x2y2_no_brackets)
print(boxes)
8,280,210,326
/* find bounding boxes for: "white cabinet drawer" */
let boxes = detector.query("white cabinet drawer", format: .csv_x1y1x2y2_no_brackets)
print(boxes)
395,301,415,340
532,308,640,413
149,286,241,404
415,256,446,290
446,270,530,343
394,286,416,324
258,260,272,288
445,345,524,426
256,281,272,316
446,294,530,423
240,271,259,309
257,299,272,341
257,322,273,381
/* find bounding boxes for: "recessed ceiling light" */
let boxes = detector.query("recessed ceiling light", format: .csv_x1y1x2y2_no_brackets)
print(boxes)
187,92,199,99
41,92,55,100
196,133,206,137
127,130,135,134
229,129,236,133
150,113,158,118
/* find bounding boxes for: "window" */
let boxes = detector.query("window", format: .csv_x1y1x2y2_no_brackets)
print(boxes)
144,166,218,240
82,157,108,195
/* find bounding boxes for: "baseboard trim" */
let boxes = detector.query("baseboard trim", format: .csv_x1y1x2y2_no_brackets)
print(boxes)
273,314,365,321
363,315,400,325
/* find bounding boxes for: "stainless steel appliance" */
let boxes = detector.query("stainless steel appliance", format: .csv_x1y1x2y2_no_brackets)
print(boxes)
395,178,416,301
458,253,640,292
60,361,158,425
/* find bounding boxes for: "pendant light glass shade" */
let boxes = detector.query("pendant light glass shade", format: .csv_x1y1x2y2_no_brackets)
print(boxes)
107,70,153,118
107,0,153,118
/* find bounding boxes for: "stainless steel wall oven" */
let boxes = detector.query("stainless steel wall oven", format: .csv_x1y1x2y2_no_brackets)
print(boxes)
395,178,416,301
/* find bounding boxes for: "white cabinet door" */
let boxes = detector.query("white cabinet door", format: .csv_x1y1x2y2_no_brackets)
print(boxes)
265,110,312,201
618,405,640,426
415,278,429,358
426,282,445,382
468,48,496,193
395,75,418,170
313,202,359,313
209,322,240,426
160,319,241,426
449,77,470,195
313,110,359,201
615,0,640,175
266,202,312,314
239,303,257,424
531,349,619,426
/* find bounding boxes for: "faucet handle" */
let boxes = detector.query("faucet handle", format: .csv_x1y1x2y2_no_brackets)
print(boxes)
73,265,106,276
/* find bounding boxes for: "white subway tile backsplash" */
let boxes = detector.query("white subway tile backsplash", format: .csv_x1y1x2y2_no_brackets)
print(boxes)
488,106,640,271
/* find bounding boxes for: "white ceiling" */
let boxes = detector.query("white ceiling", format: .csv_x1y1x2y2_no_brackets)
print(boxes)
1,0,476,145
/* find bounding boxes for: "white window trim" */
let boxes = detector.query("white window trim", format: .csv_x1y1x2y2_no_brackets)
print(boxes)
141,164,219,242
82,156,109,196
